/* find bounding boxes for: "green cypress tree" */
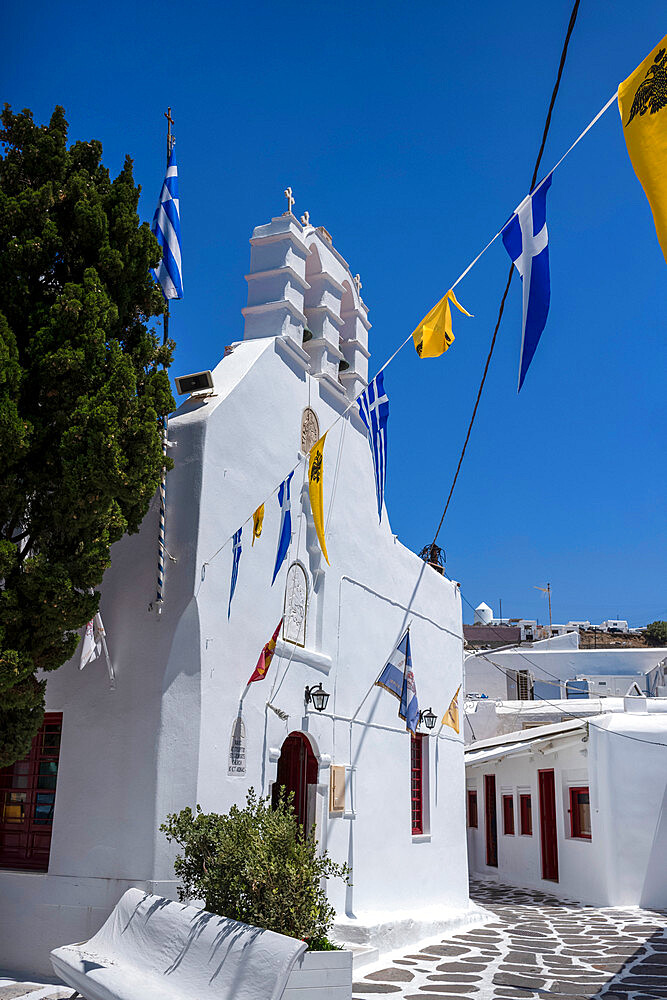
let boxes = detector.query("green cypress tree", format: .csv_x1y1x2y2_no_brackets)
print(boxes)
0,105,174,766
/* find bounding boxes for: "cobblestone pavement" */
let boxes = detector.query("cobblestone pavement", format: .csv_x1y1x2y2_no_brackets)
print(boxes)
3,880,667,1000
352,879,667,1000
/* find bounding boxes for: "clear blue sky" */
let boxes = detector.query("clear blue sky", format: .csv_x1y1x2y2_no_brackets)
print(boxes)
6,1,666,627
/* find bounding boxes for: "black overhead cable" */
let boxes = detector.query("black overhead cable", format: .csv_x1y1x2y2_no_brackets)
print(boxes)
431,0,581,547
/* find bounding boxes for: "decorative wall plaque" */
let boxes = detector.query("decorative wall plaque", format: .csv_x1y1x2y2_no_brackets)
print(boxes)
283,562,307,647
301,407,320,455
228,717,246,776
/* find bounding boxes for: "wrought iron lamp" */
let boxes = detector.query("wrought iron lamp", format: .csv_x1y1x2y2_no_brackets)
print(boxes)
420,706,437,730
305,683,330,712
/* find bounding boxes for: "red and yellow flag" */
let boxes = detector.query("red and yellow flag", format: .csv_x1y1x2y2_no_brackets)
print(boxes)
618,35,667,264
247,618,282,684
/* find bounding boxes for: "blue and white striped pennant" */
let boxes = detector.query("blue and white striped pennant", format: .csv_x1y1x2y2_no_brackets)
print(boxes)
357,372,389,522
271,471,294,585
151,146,183,300
228,527,242,618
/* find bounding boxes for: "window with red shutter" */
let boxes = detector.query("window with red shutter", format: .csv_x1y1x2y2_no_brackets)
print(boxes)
502,794,515,835
569,787,591,840
0,714,62,871
410,733,424,835
467,789,478,828
519,793,533,835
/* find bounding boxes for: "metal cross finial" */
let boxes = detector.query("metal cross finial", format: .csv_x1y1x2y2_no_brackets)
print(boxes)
353,273,362,295
300,211,310,225
165,107,175,154
284,187,295,214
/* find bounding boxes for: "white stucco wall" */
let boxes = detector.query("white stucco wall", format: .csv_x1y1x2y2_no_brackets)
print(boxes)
0,229,474,975
466,728,604,903
465,712,667,907
466,646,667,699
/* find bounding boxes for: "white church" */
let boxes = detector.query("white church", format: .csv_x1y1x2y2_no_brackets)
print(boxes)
0,207,477,976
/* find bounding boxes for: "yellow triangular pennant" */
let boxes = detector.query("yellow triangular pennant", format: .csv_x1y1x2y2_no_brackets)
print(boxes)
252,504,264,546
441,685,461,733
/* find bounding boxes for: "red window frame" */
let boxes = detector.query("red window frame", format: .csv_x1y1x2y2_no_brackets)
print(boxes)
502,794,515,835
519,793,533,835
569,786,591,840
0,713,62,871
467,789,478,828
410,733,424,835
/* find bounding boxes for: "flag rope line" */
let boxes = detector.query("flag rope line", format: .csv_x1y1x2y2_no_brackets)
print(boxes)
199,89,618,576
431,0,582,544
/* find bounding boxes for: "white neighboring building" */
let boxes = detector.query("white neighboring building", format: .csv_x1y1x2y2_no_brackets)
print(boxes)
465,707,667,907
464,631,667,741
0,211,476,976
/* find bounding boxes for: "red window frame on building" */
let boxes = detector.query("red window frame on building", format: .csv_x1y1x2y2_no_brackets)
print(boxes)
467,789,478,828
519,793,533,835
502,794,515,835
0,713,62,871
410,733,424,835
569,786,592,840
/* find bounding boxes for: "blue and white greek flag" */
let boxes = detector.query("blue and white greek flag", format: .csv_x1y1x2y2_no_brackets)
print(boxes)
502,173,552,392
271,471,294,585
358,372,389,522
228,527,242,618
151,146,183,300
376,629,420,733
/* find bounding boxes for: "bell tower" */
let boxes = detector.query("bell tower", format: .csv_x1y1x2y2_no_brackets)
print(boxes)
242,196,371,401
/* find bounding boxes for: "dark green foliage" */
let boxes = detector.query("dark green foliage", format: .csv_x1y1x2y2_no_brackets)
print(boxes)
161,789,350,949
0,105,174,766
645,621,667,647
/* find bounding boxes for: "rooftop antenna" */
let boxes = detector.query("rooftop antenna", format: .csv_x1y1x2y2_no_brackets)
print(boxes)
534,583,552,637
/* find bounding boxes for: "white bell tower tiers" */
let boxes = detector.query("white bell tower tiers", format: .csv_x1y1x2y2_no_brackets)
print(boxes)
242,192,371,401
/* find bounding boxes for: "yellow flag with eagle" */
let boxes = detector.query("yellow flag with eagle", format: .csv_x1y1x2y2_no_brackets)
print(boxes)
618,34,667,264
308,433,329,565
412,289,472,359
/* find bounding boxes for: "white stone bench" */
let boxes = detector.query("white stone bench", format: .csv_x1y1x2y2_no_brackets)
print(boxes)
50,888,308,1000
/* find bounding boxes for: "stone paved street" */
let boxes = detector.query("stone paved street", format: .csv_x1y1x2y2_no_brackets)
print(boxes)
2,879,667,1000
352,879,667,1000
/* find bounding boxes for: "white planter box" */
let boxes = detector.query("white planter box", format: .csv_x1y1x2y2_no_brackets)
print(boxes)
283,949,352,999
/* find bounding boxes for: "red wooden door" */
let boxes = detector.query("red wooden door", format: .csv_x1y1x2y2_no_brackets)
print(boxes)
538,769,559,881
0,714,62,871
273,732,318,831
484,774,498,867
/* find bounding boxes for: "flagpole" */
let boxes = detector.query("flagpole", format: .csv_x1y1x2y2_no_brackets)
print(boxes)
100,631,116,690
156,106,174,614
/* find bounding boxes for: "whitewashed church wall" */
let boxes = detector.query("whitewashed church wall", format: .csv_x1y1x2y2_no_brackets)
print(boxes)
0,332,470,973
188,337,469,923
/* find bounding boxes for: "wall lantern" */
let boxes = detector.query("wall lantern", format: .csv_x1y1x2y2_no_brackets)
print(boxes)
305,683,330,712
420,707,438,730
